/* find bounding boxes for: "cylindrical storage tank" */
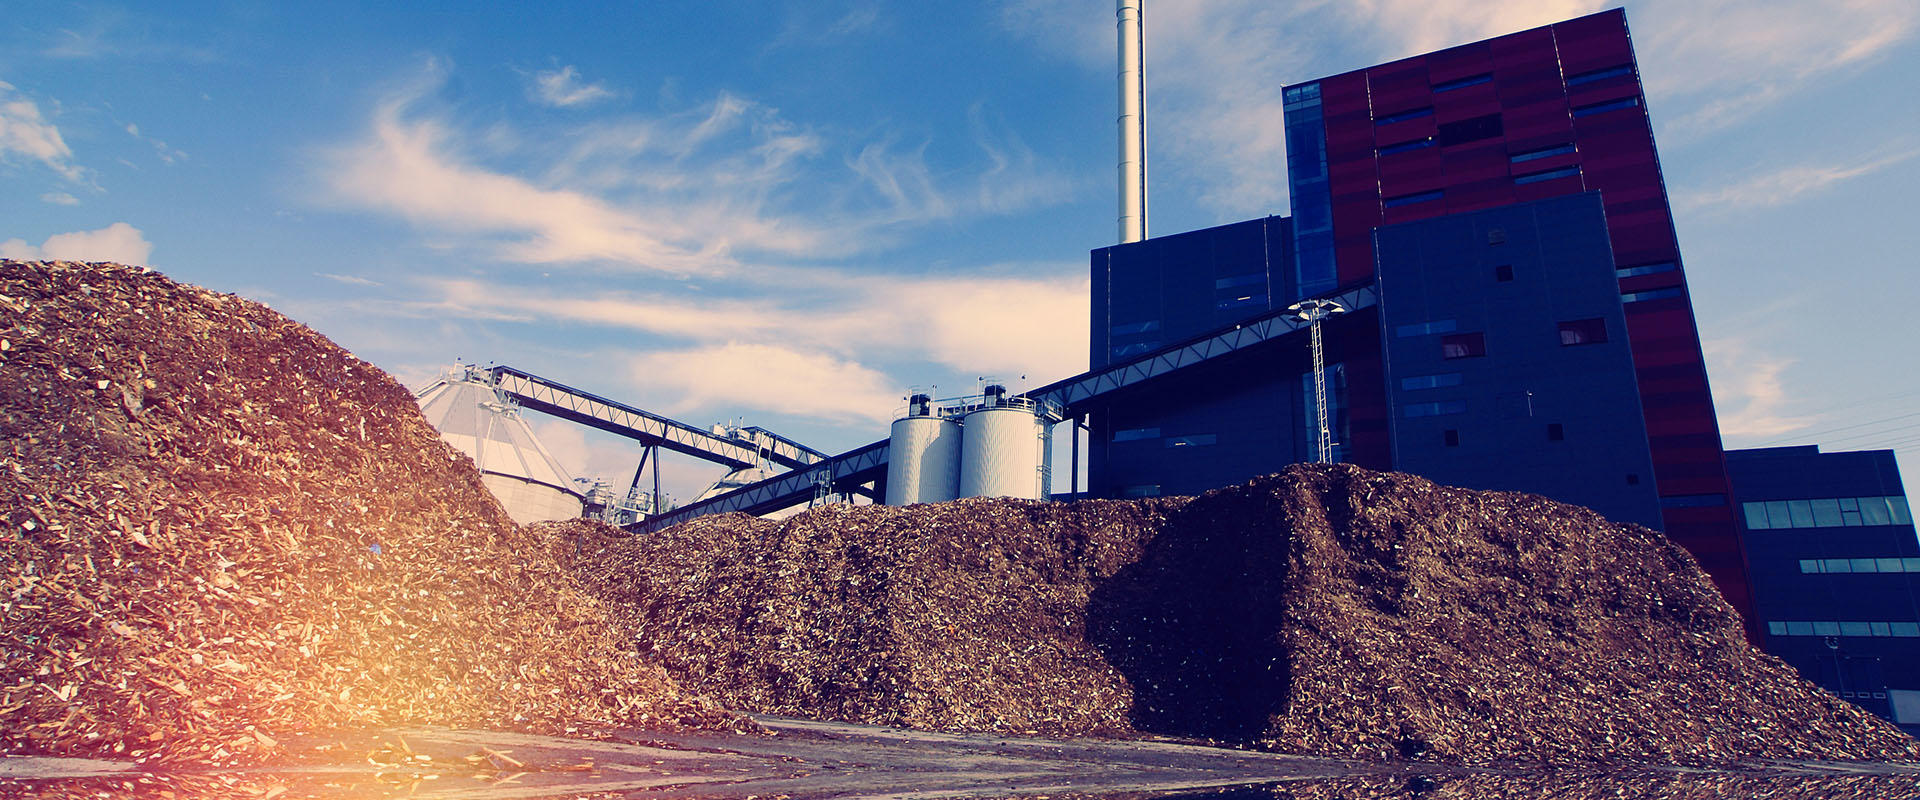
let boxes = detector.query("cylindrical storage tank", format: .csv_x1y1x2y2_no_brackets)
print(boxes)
885,412,961,505
958,405,1050,500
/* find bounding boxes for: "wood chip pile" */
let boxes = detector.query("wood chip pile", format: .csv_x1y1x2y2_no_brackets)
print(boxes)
552,464,1920,765
0,260,739,766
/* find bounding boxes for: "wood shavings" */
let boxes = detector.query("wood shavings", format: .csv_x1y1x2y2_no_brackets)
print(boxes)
0,259,744,766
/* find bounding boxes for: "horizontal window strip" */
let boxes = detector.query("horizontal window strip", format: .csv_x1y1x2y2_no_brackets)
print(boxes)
1745,496,1913,529
1573,96,1641,117
1567,65,1632,86
1769,620,1920,638
1515,166,1579,185
1616,261,1677,278
1401,372,1463,391
1433,74,1491,92
1622,287,1684,304
1800,557,1920,575
1374,107,1433,124
1403,400,1467,418
1378,138,1435,155
1384,189,1443,208
1511,143,1575,163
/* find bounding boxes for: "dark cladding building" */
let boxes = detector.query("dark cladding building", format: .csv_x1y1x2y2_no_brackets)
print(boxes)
1728,446,1920,733
1087,9,1756,625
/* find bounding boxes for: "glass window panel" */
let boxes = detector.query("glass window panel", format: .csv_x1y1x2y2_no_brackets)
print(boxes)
1842,510,1863,526
1851,558,1879,573
1441,332,1486,359
1511,143,1575,163
1769,621,1788,636
1841,621,1873,637
1813,621,1841,636
1121,485,1162,498
1891,496,1912,525
1787,621,1815,636
1788,500,1815,528
1894,622,1920,637
1765,501,1791,527
1621,287,1684,304
1839,497,1860,511
1811,498,1843,527
1879,558,1905,573
1904,558,1920,572
1112,427,1160,442
1516,166,1580,185
1861,497,1893,526
1823,559,1852,573
1614,262,1677,278
1872,622,1893,637
1744,502,1770,530
1798,559,1821,573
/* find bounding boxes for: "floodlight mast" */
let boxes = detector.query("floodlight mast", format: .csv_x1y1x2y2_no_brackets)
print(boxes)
1286,299,1350,464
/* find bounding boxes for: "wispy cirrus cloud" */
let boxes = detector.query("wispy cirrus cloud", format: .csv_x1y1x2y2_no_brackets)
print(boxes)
0,222,152,264
531,65,614,108
1676,147,1918,212
0,81,86,182
1704,335,1818,439
631,343,901,425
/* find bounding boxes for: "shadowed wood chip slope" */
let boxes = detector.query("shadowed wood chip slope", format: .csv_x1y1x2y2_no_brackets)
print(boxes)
554,463,1920,765
0,260,739,766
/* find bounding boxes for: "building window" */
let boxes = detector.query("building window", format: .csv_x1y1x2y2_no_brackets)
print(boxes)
1374,106,1432,124
1558,318,1608,346
1404,400,1467,418
1432,73,1492,92
1510,143,1576,163
1495,264,1514,282
1444,429,1460,447
1742,495,1914,529
1622,287,1685,304
1626,473,1640,485
1770,621,1920,638
1566,65,1632,86
1400,372,1463,391
1378,137,1436,156
1438,114,1504,146
1573,96,1641,117
1515,166,1580,185
1112,427,1160,443
1487,228,1507,245
1165,434,1217,448
1385,189,1444,208
1547,422,1565,441
1615,261,1677,278
1121,485,1162,498
1396,319,1457,337
1441,332,1486,359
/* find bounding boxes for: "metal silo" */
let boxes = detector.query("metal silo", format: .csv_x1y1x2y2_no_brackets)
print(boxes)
957,385,1054,500
885,393,962,505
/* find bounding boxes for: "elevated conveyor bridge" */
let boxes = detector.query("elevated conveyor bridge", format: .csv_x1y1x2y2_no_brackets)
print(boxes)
625,281,1379,534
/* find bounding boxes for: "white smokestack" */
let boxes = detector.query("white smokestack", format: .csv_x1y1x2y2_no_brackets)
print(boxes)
1117,0,1147,244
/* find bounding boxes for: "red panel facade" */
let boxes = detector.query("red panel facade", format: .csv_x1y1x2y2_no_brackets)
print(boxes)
1297,9,1756,628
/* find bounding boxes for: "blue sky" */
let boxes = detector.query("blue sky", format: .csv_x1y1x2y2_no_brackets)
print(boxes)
3,1,1916,503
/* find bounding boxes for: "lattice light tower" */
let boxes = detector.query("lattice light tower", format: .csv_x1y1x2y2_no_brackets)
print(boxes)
1286,299,1349,464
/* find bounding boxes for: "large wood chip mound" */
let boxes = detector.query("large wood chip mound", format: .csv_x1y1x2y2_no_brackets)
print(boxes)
0,260,740,766
550,464,1920,765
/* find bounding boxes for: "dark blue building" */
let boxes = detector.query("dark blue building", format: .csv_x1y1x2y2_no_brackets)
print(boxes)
1728,445,1920,732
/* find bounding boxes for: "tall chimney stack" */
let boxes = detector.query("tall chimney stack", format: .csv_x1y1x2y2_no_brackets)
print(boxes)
1117,0,1147,244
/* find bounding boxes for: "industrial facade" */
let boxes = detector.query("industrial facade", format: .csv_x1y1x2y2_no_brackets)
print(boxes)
1728,446,1920,734
1088,8,1756,625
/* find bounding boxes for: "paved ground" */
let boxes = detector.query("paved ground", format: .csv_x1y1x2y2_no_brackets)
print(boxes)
6,716,1920,799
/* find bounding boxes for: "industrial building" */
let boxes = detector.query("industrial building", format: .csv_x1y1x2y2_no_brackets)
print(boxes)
1729,445,1920,734
1087,7,1753,627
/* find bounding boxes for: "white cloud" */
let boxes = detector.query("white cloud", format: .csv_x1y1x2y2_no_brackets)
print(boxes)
0,222,152,264
0,81,85,182
631,343,901,424
531,65,614,108
1705,336,1818,438
1677,148,1919,212
40,191,79,205
316,271,383,286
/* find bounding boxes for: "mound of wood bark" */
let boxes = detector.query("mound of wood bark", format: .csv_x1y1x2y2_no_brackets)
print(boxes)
0,260,738,765
552,464,1920,764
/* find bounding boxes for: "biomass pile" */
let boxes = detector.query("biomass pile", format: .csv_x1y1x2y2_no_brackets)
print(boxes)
555,465,1920,765
0,260,737,765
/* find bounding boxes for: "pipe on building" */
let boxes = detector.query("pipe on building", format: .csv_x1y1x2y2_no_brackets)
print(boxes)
1118,0,1147,244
